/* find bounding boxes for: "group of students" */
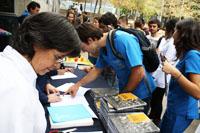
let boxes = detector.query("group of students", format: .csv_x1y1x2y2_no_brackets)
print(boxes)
65,12,200,133
0,2,200,133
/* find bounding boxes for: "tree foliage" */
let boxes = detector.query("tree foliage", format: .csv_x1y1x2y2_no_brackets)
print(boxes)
109,0,200,20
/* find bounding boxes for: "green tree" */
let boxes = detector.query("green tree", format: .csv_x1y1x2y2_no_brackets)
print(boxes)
162,0,200,20
109,0,160,20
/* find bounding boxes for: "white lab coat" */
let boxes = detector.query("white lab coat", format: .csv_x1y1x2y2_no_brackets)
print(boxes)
0,46,46,133
152,37,177,88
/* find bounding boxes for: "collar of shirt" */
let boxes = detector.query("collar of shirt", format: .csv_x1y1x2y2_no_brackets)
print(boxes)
2,46,37,87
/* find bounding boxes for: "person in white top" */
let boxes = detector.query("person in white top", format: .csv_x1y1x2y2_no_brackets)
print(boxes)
149,19,178,126
0,12,80,133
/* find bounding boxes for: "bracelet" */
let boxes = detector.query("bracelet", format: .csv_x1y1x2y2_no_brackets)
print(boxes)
175,73,182,81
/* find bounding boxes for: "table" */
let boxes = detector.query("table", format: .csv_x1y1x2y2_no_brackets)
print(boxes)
47,69,110,133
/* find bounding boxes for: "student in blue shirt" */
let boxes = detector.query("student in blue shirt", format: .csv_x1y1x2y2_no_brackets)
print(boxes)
65,23,156,113
18,1,40,24
160,19,200,132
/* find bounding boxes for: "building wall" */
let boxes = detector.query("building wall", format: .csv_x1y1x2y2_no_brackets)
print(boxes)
15,0,30,16
15,0,60,16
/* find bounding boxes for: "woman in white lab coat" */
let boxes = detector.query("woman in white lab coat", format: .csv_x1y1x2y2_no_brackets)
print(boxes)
0,12,80,133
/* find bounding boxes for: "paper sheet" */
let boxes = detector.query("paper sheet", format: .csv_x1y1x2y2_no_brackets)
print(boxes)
51,72,77,80
57,82,90,96
50,95,89,107
50,95,97,119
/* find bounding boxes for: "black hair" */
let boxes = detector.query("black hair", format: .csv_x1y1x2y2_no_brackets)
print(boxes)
93,16,100,21
13,12,81,59
82,14,90,23
118,15,128,25
174,18,200,58
27,1,40,12
135,17,144,29
165,18,178,39
99,12,118,29
148,18,161,28
76,22,103,43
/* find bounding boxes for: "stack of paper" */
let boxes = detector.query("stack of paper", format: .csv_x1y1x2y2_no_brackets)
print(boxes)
48,83,96,129
50,95,89,107
51,72,77,80
56,82,90,96
48,104,94,129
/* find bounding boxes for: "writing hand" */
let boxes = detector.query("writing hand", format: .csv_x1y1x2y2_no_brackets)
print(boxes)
48,93,62,103
46,83,60,94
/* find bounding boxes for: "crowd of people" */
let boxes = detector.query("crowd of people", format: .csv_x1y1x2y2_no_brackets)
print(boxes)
0,1,200,133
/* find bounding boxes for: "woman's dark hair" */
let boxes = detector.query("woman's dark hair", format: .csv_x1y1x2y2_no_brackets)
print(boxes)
13,12,81,59
174,18,200,58
165,18,178,39
76,22,103,43
135,18,144,29
27,1,40,12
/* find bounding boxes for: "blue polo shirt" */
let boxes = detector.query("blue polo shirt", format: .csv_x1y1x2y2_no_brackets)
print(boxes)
96,30,155,99
167,50,200,119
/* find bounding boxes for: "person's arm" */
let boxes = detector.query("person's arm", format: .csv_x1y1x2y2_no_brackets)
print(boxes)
162,61,200,99
45,83,59,94
123,65,145,92
65,67,103,96
36,84,49,105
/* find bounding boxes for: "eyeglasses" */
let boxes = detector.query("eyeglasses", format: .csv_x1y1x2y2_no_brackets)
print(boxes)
56,59,63,63
54,55,64,63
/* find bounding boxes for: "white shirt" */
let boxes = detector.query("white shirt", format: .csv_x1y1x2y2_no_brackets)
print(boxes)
152,37,177,88
146,34,161,48
0,46,46,133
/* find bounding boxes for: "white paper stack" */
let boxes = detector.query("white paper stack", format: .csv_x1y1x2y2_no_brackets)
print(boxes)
48,83,96,129
51,72,77,80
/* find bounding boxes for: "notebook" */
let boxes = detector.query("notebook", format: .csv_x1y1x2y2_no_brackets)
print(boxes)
48,104,94,129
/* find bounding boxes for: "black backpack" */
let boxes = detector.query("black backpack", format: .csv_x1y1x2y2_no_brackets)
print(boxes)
156,36,164,48
108,28,160,72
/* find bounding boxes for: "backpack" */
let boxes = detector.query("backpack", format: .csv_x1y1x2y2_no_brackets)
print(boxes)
108,28,160,72
156,36,164,48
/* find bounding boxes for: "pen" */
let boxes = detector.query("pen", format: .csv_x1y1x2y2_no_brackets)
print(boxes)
62,128,77,133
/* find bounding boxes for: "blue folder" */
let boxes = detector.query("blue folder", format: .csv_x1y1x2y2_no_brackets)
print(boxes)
47,104,92,123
